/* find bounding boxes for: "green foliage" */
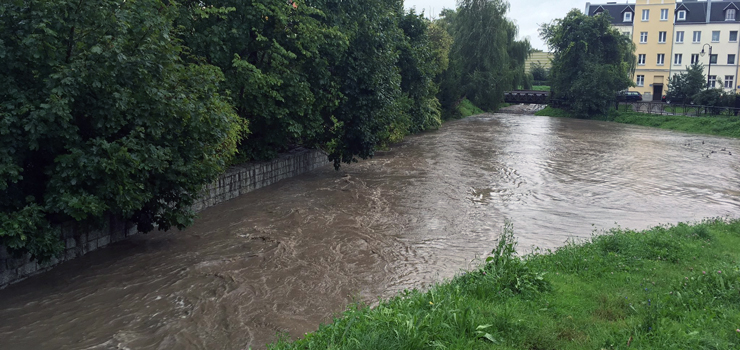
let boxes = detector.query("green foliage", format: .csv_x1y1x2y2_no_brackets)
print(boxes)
175,0,345,162
530,61,549,81
396,10,445,136
269,219,740,350
667,63,705,104
437,1,531,116
541,10,635,118
176,1,447,169
456,98,485,118
692,88,738,107
319,0,406,168
0,0,244,260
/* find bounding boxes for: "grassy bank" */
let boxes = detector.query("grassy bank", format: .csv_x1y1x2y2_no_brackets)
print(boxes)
269,219,740,350
457,98,486,118
536,107,740,138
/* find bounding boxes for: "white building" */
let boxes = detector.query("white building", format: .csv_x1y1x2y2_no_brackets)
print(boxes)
672,0,740,92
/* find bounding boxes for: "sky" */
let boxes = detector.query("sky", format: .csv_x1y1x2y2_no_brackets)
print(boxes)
404,0,594,51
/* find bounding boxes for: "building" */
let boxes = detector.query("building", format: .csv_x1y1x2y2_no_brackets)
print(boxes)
585,2,635,38
672,0,740,92
524,51,554,74
586,0,740,101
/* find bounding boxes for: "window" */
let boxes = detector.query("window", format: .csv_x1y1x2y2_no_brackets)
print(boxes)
731,31,738,42
624,12,632,22
691,54,699,65
638,54,646,65
727,9,736,21
712,31,720,42
640,32,648,43
693,31,701,43
657,54,665,65
661,9,668,21
710,54,718,64
637,75,645,87
709,75,717,88
676,31,684,43
642,9,649,21
729,54,736,65
677,10,686,21
725,76,734,89
658,31,667,43
674,54,683,65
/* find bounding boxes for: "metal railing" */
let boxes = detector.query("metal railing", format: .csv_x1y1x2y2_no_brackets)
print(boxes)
615,101,740,118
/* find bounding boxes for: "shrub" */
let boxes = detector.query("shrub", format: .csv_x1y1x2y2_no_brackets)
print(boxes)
0,0,244,261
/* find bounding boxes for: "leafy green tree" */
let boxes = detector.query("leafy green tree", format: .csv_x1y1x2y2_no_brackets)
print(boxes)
667,63,705,104
437,1,531,116
540,10,635,117
396,10,447,135
316,0,409,168
530,61,549,82
175,0,346,162
0,0,244,260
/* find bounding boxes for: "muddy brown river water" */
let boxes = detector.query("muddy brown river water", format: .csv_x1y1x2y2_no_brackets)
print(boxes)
1,114,739,350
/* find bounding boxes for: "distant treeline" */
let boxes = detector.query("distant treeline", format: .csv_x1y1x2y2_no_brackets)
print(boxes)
0,0,530,260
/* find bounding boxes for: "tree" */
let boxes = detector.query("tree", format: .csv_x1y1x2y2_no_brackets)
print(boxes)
530,61,549,82
175,0,346,162
0,0,244,261
540,10,635,117
437,1,531,116
396,10,447,135
667,63,705,104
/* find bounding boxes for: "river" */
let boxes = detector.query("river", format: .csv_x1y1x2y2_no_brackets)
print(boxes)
0,114,738,350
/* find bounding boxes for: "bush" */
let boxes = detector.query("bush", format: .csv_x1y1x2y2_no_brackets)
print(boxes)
530,61,549,81
0,0,244,261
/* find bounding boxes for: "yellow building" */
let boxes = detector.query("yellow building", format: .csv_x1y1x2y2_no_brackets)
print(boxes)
524,52,554,73
632,0,677,101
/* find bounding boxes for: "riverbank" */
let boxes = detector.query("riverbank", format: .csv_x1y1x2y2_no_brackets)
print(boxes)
268,219,740,349
536,107,740,138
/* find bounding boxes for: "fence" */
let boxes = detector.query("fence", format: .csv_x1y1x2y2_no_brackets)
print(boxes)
615,101,740,118
548,98,740,118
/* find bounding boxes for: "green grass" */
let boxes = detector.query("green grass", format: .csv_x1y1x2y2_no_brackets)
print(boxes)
457,98,486,118
268,219,740,350
532,85,551,91
536,107,740,139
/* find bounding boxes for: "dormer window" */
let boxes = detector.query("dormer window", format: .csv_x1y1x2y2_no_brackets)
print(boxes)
624,12,632,22
727,9,736,21
677,10,686,21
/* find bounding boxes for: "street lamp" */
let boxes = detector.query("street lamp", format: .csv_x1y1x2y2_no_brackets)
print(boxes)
701,44,713,88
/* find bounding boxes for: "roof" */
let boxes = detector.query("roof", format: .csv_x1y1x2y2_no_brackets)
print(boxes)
709,1,740,22
675,1,708,25
588,4,635,26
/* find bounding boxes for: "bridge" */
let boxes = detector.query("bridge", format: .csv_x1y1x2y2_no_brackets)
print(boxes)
503,90,550,104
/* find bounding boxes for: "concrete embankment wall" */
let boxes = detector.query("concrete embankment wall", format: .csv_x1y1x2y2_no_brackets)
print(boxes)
0,149,330,288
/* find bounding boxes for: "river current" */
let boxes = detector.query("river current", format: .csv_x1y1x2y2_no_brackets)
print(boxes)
1,114,738,349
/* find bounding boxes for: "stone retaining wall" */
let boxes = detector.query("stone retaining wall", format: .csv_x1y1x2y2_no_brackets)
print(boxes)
0,149,330,288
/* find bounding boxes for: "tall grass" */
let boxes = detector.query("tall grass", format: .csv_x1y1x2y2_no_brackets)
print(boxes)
268,219,740,350
457,98,486,118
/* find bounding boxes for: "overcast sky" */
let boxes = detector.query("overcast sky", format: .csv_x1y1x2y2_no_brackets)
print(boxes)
404,0,595,50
